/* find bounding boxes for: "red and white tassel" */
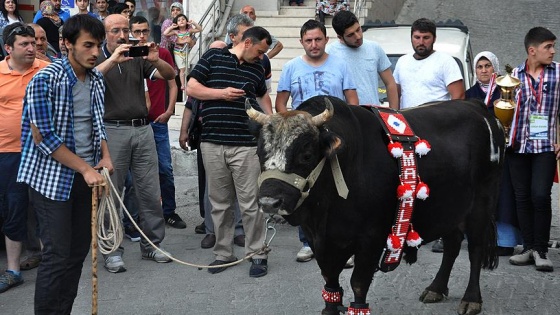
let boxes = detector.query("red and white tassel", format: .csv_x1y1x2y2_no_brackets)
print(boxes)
397,183,413,200
415,139,431,157
415,182,430,200
406,227,422,247
387,233,402,252
388,141,403,158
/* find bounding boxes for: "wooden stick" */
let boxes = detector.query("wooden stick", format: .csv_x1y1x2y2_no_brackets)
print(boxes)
91,187,98,315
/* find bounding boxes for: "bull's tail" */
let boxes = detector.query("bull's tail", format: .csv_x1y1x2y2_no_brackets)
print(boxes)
481,217,499,270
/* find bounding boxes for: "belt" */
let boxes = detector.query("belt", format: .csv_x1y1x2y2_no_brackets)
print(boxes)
104,118,149,127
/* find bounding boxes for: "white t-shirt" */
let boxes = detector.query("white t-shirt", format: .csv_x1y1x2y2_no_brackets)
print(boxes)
326,39,391,105
394,51,463,109
277,55,356,109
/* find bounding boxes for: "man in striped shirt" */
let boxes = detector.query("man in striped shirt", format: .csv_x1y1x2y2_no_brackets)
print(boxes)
508,27,559,272
186,26,272,277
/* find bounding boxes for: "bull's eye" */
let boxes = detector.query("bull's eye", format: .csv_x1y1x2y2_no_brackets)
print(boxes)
300,152,312,164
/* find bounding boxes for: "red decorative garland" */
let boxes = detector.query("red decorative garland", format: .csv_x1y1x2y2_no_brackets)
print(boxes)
347,306,371,315
321,288,342,303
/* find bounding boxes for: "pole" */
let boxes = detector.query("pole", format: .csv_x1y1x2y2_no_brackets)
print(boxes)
91,186,99,315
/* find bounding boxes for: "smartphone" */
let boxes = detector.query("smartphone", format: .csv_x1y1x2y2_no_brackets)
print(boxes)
127,45,149,57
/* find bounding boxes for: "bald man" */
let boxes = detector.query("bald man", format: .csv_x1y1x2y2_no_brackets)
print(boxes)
95,14,176,273
238,5,283,58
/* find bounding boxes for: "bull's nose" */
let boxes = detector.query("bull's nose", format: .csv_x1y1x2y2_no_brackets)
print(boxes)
259,196,282,213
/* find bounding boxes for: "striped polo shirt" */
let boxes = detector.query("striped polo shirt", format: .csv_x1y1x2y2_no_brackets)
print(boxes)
188,47,267,146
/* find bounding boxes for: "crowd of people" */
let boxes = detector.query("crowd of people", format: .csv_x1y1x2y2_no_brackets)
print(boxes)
0,1,559,314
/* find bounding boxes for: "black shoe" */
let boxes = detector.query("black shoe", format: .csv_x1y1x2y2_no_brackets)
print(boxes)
250,259,268,278
165,213,186,229
201,234,216,249
208,259,234,274
496,246,514,256
234,235,245,247
431,238,444,253
195,221,206,234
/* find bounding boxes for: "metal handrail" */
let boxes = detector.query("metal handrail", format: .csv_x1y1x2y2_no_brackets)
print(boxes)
187,0,234,71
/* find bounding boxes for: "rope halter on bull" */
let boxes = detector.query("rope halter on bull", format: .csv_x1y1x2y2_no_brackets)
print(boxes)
370,107,431,272
246,98,349,212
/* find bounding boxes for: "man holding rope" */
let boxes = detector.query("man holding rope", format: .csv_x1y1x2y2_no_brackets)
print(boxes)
17,15,112,314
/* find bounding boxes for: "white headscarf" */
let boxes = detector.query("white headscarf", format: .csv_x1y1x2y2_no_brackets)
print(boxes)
474,51,500,77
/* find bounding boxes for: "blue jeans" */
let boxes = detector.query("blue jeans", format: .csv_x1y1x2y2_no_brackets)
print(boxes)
508,151,555,253
298,226,309,247
151,122,176,217
0,153,28,241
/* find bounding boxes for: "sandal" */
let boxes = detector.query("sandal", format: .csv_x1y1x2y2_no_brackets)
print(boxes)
20,255,42,270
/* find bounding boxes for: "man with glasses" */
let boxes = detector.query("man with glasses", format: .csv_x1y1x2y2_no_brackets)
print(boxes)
0,23,49,294
32,0,70,23
95,14,175,273
18,15,110,314
129,15,186,230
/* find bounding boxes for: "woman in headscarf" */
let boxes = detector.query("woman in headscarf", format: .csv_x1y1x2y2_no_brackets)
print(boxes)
0,0,24,28
466,51,522,257
160,2,183,51
466,51,502,110
36,0,63,53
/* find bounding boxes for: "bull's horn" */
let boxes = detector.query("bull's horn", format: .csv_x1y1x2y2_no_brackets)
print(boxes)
245,98,270,124
311,98,334,126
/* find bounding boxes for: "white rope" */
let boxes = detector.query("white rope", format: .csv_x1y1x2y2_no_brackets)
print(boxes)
96,168,270,268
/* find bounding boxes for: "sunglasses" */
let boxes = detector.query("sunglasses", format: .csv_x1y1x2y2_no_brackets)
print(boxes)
7,25,35,39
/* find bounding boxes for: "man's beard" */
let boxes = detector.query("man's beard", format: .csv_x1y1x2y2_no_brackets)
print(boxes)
414,45,433,58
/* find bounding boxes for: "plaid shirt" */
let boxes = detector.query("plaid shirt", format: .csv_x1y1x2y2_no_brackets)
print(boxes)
17,58,107,201
511,61,560,153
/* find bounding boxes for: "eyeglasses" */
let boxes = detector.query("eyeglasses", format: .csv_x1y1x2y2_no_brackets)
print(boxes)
107,28,130,35
7,26,35,39
132,29,150,36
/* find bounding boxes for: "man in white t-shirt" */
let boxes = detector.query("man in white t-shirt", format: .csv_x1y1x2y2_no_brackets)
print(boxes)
393,18,464,109
328,11,398,109
275,19,358,112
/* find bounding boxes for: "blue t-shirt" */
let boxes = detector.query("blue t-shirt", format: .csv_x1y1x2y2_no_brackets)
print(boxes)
326,39,391,105
277,55,356,109
33,9,71,23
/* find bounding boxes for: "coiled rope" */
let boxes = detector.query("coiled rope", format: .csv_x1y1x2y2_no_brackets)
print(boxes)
96,167,275,269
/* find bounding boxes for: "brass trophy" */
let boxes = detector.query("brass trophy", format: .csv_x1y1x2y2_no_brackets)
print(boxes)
493,65,521,143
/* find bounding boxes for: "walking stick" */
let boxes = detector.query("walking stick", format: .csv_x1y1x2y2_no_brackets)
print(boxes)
91,186,99,315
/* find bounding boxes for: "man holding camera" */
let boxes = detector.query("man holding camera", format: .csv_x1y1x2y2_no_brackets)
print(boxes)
95,14,175,273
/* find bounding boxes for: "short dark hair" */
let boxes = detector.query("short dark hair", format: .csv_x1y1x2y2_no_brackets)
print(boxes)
300,19,326,39
124,0,135,5
241,26,272,46
110,2,127,14
2,22,35,47
411,18,436,37
62,14,105,45
524,27,557,53
172,13,187,24
130,15,148,27
331,10,358,37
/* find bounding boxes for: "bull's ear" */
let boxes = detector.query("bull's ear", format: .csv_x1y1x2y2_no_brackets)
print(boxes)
247,119,263,137
320,131,344,158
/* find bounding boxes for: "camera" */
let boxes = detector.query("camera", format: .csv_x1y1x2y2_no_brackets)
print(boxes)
126,45,149,57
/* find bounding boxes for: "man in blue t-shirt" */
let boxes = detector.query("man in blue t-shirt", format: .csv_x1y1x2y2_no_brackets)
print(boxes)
328,10,399,109
275,19,357,112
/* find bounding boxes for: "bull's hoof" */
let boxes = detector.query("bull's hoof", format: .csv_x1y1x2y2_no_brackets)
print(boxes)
419,289,445,303
457,300,482,315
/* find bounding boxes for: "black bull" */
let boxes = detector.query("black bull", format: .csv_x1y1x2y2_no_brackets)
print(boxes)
247,96,505,315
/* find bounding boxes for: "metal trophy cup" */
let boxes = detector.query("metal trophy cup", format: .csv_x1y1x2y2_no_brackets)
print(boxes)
493,65,521,143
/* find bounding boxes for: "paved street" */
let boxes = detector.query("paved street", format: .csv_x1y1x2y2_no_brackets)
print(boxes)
3,0,560,314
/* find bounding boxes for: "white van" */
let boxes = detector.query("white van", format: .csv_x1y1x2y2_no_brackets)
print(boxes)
361,20,474,106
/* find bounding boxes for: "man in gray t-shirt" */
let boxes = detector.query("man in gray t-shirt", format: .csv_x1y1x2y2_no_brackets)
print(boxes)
329,11,399,109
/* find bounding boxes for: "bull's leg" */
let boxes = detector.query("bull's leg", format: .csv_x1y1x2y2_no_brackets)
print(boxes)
347,253,378,315
420,229,464,303
321,275,344,315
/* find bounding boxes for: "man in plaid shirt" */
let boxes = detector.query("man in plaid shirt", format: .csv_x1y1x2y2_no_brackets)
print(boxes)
508,26,560,272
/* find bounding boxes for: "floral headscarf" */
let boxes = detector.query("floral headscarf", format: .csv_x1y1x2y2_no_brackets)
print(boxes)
40,0,54,16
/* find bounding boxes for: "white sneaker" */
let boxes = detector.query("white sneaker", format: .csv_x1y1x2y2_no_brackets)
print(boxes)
533,251,554,272
104,256,126,273
142,247,172,263
509,249,534,266
344,256,355,268
296,246,314,262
